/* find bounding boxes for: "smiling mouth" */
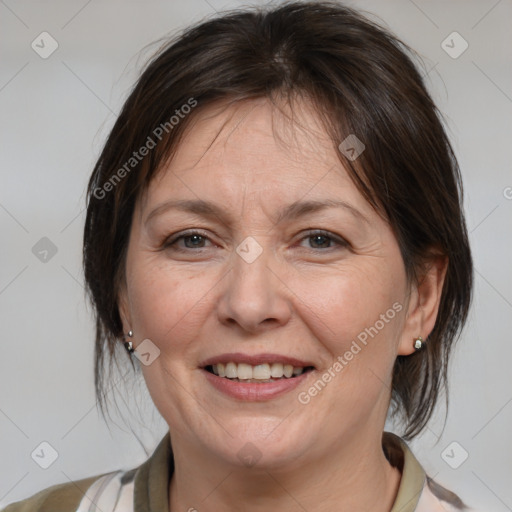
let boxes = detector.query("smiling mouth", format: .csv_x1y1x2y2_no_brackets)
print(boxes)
204,362,315,383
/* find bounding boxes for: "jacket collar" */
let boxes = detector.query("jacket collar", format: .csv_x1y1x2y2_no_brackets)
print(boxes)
133,431,425,512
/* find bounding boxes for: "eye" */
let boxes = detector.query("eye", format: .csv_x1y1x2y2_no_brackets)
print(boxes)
298,230,348,250
161,229,347,253
163,230,215,250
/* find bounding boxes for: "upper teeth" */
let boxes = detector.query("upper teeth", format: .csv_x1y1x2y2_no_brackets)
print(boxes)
211,362,305,380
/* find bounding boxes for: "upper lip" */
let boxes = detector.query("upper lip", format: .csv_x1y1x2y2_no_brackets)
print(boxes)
200,352,316,368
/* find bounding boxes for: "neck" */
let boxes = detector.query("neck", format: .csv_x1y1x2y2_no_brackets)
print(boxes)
168,428,401,512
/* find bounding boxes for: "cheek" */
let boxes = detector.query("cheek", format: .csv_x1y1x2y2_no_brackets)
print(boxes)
291,262,405,359
127,258,215,350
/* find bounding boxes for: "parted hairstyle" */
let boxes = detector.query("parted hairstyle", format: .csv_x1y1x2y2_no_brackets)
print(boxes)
83,0,473,439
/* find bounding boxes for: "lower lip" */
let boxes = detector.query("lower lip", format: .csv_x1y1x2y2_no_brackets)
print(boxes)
202,369,312,401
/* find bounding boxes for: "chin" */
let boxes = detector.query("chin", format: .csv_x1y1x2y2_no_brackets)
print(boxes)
201,416,314,469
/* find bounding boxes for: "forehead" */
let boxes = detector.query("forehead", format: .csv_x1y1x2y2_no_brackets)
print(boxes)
139,97,364,216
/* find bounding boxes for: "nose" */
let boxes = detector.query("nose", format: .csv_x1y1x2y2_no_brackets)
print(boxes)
217,243,292,333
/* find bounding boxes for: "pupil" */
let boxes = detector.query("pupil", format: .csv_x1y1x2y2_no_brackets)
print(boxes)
312,235,329,248
186,235,204,248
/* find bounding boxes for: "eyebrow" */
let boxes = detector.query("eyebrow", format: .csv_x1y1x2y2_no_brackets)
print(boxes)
144,198,369,227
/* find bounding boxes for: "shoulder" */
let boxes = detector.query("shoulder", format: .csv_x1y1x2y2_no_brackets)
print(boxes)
416,477,474,511
2,432,171,512
383,432,474,512
0,472,114,512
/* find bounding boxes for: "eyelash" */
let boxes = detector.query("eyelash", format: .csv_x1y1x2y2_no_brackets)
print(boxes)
162,229,348,252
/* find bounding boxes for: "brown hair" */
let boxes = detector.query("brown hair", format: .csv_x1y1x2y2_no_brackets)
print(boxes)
83,0,473,439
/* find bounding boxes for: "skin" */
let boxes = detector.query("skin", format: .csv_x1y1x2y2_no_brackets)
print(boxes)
118,97,447,512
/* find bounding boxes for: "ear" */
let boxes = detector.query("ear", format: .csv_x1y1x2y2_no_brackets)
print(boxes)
398,254,448,356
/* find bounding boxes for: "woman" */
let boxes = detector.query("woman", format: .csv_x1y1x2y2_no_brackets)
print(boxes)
3,1,474,511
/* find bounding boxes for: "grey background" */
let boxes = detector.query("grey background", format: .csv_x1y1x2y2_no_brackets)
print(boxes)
1,0,511,510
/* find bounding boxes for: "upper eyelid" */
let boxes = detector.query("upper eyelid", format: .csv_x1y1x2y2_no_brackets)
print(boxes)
164,230,215,246
298,231,348,248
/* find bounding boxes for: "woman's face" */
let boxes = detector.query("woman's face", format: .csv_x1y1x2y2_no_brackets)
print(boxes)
119,98,425,468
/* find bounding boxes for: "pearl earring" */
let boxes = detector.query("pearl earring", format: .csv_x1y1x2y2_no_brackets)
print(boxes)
414,336,424,350
124,330,135,353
